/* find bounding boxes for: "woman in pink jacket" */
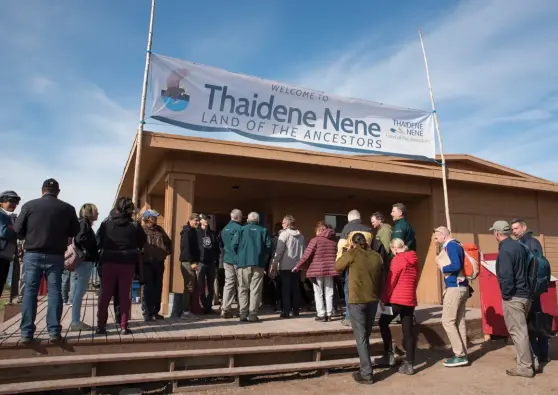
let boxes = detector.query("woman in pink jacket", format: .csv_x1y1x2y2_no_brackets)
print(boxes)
293,221,338,321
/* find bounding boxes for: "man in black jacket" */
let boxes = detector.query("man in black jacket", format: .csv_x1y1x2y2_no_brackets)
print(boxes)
196,214,220,314
178,213,200,318
15,179,80,344
511,218,548,373
491,220,533,378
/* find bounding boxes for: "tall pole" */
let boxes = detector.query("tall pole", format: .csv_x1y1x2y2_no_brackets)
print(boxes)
132,0,156,208
418,28,451,231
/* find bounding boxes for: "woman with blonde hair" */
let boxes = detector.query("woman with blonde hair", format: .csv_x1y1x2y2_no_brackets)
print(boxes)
70,203,99,331
377,237,419,375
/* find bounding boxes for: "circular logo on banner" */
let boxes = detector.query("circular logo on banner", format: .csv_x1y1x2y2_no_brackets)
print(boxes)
161,69,190,112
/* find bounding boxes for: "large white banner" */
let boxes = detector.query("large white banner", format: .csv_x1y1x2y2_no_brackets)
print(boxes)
150,54,436,159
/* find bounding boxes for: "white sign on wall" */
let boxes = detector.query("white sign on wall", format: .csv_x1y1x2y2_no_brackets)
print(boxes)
150,54,436,160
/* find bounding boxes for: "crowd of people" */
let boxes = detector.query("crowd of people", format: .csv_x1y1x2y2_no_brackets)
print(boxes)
0,179,552,384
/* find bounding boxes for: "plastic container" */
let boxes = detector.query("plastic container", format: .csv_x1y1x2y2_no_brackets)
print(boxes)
131,281,140,303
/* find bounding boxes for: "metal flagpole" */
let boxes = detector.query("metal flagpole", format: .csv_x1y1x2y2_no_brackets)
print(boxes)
418,28,451,231
132,0,156,207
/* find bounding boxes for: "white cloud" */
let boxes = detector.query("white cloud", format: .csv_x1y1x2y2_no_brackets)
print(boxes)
292,0,558,181
28,76,56,95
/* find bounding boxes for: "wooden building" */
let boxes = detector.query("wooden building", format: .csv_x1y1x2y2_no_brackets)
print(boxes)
116,131,558,313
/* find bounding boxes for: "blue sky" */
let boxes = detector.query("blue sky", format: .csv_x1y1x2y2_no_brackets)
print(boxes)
1,0,557,219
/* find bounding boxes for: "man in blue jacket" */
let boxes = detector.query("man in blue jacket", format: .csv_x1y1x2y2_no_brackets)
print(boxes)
511,218,548,373
491,220,533,378
0,191,21,298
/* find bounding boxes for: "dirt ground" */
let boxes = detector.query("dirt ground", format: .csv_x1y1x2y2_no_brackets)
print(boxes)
196,340,558,395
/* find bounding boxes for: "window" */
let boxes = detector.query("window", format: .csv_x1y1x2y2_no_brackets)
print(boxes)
325,213,348,238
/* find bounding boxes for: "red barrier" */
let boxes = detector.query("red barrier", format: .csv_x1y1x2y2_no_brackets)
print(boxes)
480,253,558,336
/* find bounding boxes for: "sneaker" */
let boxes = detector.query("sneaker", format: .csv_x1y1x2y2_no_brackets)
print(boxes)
143,316,155,322
443,356,469,367
181,312,198,320
352,372,374,384
239,316,249,322
70,322,92,332
20,336,34,345
375,352,396,367
63,301,70,306
506,367,534,378
121,328,133,335
153,314,165,320
49,334,63,344
95,327,107,335
221,311,234,319
279,313,290,319
247,315,260,322
398,361,415,375
340,319,352,327
315,316,326,322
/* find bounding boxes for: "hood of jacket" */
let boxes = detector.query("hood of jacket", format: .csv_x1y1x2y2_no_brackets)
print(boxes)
396,250,419,267
284,228,302,238
111,211,133,225
317,227,336,240
380,223,392,231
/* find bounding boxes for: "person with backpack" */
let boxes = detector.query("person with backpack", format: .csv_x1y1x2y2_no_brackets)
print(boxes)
434,226,469,368
490,220,533,378
511,218,551,373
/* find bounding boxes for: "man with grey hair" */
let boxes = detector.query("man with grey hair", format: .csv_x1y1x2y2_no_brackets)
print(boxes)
491,220,533,378
231,212,271,322
219,209,243,318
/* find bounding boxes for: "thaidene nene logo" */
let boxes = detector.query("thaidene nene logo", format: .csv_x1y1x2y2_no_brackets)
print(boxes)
161,69,191,112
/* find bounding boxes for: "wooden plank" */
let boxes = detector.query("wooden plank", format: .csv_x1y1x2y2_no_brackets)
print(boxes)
77,291,96,343
0,339,373,368
1,297,48,346
0,357,361,394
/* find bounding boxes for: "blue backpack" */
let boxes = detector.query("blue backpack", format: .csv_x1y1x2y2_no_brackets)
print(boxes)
518,241,551,297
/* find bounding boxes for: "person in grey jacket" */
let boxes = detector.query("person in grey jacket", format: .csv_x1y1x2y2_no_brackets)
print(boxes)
270,215,305,318
0,191,21,298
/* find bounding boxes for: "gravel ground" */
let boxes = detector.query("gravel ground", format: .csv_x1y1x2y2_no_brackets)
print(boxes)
194,340,558,395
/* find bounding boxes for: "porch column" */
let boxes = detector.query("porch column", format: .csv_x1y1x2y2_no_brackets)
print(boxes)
161,172,196,315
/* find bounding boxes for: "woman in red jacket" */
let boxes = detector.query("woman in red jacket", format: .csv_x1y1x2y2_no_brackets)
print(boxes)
292,221,338,321
378,238,419,375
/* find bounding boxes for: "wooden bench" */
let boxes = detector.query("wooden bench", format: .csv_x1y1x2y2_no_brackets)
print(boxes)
0,357,361,395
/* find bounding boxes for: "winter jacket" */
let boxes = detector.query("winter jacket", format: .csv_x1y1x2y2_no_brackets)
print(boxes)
142,224,172,264
334,246,384,304
179,224,200,263
219,220,242,265
392,218,416,251
96,212,147,265
294,227,338,278
336,219,373,260
231,221,271,269
15,194,80,255
75,218,99,262
496,237,530,301
273,228,305,271
0,208,17,260
197,225,220,265
375,223,392,254
519,231,543,256
383,251,419,306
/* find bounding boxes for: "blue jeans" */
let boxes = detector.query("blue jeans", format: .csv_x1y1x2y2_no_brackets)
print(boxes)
61,269,77,303
20,252,64,338
344,270,350,319
71,261,93,324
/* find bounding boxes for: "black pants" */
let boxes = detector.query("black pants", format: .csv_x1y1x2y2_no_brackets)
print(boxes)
379,304,416,362
141,262,164,318
272,276,283,310
280,270,300,314
0,258,11,298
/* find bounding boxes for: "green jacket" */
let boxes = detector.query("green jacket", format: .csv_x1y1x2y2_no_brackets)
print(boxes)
375,223,392,253
231,221,271,269
219,220,243,265
334,246,384,304
392,218,417,251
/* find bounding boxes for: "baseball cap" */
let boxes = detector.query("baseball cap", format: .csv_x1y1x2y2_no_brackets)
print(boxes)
143,209,160,219
189,213,200,220
42,178,60,190
200,214,211,220
0,190,20,203
489,220,511,232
